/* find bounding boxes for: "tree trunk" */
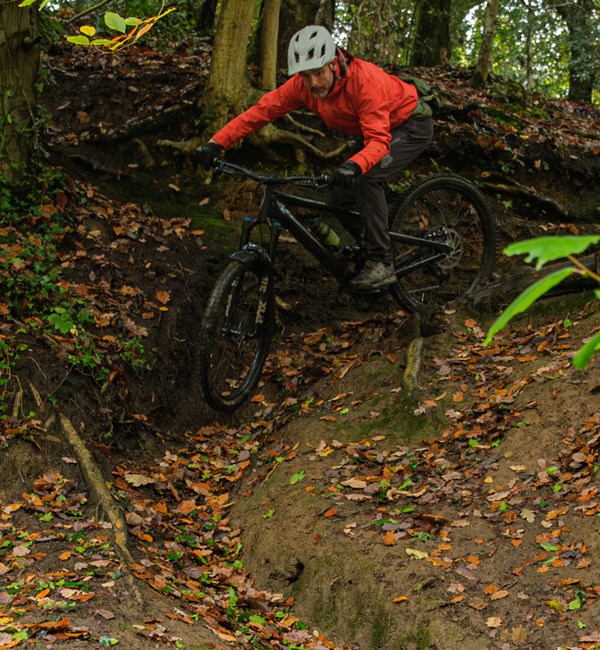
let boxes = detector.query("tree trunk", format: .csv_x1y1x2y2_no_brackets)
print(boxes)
472,0,499,87
194,0,218,34
276,0,323,75
564,4,596,102
409,0,451,66
549,0,597,102
202,0,260,127
0,3,40,183
260,0,281,90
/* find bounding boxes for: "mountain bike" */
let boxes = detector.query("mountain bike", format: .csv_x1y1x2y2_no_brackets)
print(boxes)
198,158,497,412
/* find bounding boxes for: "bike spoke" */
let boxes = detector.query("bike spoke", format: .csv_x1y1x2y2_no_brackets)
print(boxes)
198,261,274,411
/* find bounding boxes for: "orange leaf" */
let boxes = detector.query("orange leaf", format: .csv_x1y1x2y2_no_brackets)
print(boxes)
156,290,171,305
392,595,408,603
323,508,337,518
177,500,196,514
383,531,396,546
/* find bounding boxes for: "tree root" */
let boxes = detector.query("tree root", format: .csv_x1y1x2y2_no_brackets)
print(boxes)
158,123,351,169
481,178,570,219
403,314,423,399
58,413,144,609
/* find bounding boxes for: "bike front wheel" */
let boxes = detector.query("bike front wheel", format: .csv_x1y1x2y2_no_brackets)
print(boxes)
389,174,497,312
198,259,274,412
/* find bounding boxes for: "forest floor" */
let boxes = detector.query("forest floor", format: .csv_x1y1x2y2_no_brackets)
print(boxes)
1,41,600,650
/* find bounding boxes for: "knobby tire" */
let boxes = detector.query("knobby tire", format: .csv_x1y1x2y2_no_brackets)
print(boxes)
198,259,274,412
388,174,497,312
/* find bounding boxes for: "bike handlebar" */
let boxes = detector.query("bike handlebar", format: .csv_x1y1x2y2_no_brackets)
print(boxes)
210,158,331,190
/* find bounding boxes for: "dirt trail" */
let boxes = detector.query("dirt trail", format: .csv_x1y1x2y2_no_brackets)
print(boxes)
1,43,599,650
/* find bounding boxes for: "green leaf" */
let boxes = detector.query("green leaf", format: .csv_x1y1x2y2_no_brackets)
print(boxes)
104,12,127,33
80,25,96,36
99,636,119,646
572,330,600,369
568,598,582,610
290,470,306,485
483,267,576,345
504,235,600,270
540,542,558,552
262,509,275,519
66,35,91,46
18,0,37,6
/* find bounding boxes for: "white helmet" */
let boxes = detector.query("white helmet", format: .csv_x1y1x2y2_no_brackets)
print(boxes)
288,25,336,75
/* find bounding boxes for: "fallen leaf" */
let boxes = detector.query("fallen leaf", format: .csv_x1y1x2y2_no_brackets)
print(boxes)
391,595,408,603
125,473,156,486
384,531,396,546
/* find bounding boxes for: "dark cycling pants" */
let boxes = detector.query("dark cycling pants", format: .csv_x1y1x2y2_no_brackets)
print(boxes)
331,116,434,264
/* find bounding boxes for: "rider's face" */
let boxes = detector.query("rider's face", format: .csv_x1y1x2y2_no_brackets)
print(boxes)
300,62,336,99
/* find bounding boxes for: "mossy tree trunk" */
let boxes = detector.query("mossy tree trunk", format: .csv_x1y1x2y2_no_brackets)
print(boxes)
201,0,261,129
0,3,40,183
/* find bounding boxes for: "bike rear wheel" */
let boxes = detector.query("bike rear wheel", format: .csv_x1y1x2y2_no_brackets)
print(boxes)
198,259,274,412
389,174,497,312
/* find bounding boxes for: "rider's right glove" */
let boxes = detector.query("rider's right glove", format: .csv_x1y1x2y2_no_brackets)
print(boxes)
194,141,223,170
329,161,361,189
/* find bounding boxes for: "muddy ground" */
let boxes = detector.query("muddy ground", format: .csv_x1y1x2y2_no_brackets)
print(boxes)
1,42,600,650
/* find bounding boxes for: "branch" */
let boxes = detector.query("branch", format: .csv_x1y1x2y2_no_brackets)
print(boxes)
66,0,114,24
481,180,570,219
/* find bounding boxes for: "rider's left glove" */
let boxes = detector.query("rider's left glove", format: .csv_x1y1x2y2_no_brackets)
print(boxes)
194,141,223,170
329,161,361,188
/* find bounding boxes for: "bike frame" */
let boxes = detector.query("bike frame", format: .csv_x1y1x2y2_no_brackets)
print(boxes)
214,160,453,285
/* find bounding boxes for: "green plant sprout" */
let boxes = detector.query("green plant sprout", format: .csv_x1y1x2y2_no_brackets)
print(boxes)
484,235,600,369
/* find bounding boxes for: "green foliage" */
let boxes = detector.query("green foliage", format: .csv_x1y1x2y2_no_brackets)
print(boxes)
484,235,600,369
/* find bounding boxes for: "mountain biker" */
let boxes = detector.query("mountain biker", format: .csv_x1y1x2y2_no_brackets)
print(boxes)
195,25,434,291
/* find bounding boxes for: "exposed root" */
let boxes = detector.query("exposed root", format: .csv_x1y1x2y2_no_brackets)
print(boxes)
403,314,423,399
59,413,144,609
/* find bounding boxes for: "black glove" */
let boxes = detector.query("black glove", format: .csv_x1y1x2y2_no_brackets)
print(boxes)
194,141,223,169
329,161,361,189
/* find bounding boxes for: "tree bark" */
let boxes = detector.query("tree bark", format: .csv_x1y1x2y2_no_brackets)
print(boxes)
259,0,281,90
472,0,499,87
409,0,451,66
202,0,260,128
276,0,323,74
0,2,40,183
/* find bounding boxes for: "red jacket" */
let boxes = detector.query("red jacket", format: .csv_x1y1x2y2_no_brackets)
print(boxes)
211,56,418,173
